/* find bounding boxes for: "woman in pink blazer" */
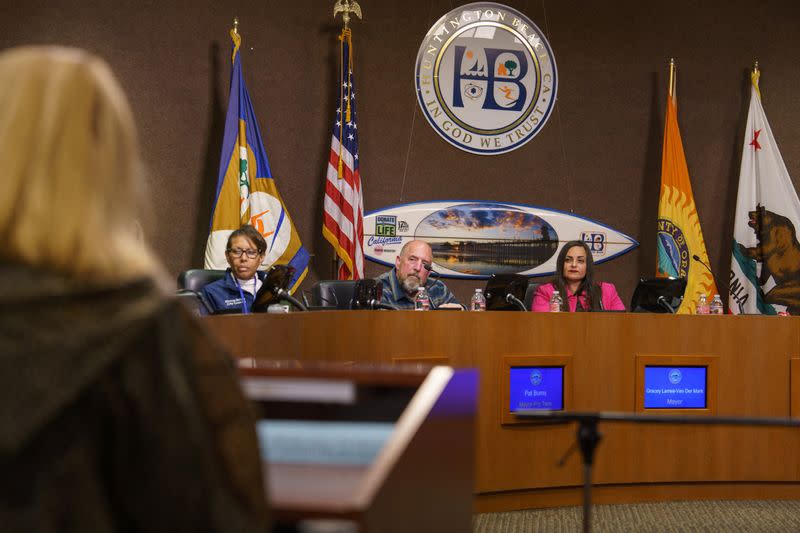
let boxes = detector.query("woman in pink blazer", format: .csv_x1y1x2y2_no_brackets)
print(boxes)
532,240,625,312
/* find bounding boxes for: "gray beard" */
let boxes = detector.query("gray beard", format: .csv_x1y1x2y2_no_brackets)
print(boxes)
401,276,421,294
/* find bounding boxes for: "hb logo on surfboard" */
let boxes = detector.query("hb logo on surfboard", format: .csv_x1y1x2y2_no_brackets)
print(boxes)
415,3,557,155
581,232,607,255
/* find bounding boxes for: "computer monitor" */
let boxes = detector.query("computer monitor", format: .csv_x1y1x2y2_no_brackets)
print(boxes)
350,278,383,310
252,265,295,312
484,274,529,311
630,277,686,313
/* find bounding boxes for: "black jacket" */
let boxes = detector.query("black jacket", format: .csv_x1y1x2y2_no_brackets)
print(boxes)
0,264,269,532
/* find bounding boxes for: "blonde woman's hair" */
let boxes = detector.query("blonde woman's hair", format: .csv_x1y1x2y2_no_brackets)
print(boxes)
0,46,163,284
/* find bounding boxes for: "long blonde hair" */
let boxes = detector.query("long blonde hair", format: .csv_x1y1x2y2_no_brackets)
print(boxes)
0,46,162,284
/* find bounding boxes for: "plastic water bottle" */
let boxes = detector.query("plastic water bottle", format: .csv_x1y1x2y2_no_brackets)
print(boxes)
414,287,431,311
470,288,486,311
549,291,563,312
710,294,723,315
696,294,710,315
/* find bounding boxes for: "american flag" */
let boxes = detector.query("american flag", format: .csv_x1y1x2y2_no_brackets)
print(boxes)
322,28,364,280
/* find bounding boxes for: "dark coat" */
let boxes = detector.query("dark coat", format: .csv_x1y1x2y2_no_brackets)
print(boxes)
0,264,269,532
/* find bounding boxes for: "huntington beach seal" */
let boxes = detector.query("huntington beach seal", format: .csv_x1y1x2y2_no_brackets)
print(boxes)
414,2,557,155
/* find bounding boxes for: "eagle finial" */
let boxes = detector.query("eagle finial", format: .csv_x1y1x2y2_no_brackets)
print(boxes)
333,0,362,28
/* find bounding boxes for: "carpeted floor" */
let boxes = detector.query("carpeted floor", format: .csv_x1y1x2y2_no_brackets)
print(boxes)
473,500,800,532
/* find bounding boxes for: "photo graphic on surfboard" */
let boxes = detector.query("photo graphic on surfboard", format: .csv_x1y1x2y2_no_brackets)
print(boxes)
364,201,638,279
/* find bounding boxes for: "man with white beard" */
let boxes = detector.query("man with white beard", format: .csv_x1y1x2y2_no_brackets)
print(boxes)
377,240,460,309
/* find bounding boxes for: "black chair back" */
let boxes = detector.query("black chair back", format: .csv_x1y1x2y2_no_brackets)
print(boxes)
311,280,359,309
175,290,208,315
177,269,227,292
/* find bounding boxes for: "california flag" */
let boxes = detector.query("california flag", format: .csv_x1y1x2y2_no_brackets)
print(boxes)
729,68,800,315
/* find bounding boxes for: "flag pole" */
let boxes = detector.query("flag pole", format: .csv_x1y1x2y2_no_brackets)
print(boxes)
331,0,363,279
233,16,238,34
333,0,362,179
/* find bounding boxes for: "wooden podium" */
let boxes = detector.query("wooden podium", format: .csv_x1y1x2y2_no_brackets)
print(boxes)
239,360,477,531
209,311,800,513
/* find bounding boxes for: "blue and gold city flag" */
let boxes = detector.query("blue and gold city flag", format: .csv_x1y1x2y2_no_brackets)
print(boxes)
204,27,309,292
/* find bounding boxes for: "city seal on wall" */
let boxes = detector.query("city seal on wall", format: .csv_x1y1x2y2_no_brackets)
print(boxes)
414,2,557,155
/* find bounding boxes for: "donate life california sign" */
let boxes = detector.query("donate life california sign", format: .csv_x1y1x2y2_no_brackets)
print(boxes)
414,2,557,155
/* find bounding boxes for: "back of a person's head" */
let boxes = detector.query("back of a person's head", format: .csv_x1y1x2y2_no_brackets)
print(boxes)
0,46,161,283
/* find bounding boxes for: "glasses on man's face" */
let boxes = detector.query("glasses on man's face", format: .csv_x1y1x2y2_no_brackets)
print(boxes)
226,248,260,259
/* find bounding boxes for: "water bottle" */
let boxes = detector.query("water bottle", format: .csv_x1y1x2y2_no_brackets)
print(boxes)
414,286,431,311
470,288,486,311
710,294,723,315
696,294,710,315
549,290,563,312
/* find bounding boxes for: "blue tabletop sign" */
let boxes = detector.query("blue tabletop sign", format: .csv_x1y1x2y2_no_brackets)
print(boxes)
509,367,564,411
644,366,707,409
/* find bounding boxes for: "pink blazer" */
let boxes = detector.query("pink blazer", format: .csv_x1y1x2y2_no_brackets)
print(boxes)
531,282,625,312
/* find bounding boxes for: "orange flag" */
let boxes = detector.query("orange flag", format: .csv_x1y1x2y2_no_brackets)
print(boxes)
656,59,718,313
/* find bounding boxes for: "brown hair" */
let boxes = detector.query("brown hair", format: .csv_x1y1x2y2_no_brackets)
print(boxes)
226,225,267,255
552,240,601,311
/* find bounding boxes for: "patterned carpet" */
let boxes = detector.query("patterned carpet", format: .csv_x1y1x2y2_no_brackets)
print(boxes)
473,500,800,532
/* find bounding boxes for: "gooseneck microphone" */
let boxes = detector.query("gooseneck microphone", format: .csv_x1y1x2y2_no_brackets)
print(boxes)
422,263,440,310
692,254,726,295
505,293,527,311
274,287,309,311
656,295,676,314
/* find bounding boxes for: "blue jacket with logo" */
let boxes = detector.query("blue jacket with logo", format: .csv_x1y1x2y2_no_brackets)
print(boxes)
199,269,267,315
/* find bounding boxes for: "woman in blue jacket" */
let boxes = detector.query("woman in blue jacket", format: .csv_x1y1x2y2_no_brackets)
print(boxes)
201,225,268,314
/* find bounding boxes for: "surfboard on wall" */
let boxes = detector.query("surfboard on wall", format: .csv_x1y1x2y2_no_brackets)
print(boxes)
364,201,638,279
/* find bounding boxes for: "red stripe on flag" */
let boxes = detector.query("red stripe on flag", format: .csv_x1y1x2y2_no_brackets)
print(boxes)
324,180,356,222
322,210,356,251
328,150,357,189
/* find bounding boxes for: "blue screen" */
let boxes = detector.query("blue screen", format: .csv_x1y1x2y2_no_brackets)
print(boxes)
509,367,564,411
643,366,707,408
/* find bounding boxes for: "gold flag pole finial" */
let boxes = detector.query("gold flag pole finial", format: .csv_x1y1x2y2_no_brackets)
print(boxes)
230,17,242,62
333,0,362,29
752,60,761,99
668,57,676,99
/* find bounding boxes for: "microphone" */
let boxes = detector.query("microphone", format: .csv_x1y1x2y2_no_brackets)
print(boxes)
421,263,441,309
274,287,309,311
505,293,527,311
692,254,726,296
326,290,340,308
656,295,676,314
